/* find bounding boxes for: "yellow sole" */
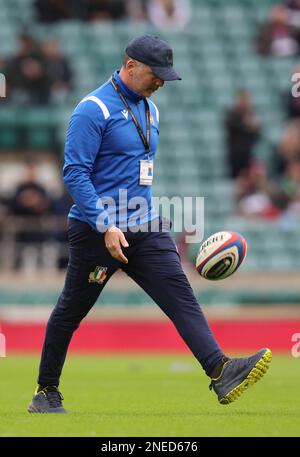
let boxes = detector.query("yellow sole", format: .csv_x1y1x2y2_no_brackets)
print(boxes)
219,348,272,405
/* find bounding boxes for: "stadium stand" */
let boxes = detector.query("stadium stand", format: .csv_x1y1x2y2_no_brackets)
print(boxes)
0,0,300,278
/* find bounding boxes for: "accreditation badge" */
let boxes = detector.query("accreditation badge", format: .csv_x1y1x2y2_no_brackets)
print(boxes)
139,160,154,186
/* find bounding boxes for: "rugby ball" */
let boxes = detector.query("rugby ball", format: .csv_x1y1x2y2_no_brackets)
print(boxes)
196,231,247,280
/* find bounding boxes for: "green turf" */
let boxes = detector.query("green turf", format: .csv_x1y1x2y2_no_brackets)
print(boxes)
0,353,299,437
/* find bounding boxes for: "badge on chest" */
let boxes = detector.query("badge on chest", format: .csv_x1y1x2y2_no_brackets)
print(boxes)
139,159,154,186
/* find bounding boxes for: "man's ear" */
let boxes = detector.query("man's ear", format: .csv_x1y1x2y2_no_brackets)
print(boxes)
127,59,135,66
126,59,136,76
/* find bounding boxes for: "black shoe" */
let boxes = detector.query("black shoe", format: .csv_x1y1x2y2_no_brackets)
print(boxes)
28,386,68,413
209,348,272,405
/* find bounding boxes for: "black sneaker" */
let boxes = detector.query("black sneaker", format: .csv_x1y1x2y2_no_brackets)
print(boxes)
210,348,272,405
28,386,68,413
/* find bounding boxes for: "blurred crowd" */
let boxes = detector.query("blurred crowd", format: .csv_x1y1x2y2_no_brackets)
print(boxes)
222,1,300,224
34,0,191,27
1,0,300,271
0,160,72,271
256,0,300,57
0,0,191,105
0,0,193,272
1,33,72,106
224,85,300,224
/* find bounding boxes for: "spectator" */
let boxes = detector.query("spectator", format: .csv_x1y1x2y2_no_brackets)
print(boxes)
286,0,300,28
0,54,5,74
225,90,261,179
43,39,72,104
256,4,299,56
0,196,8,228
126,0,148,22
279,157,300,197
87,0,127,21
9,161,52,269
273,120,300,176
274,158,300,222
146,0,191,30
281,187,300,221
5,33,50,106
286,0,300,11
9,161,51,219
237,162,283,220
35,0,73,22
10,181,50,217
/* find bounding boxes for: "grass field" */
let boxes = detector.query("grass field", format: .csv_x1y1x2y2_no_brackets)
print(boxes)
0,353,299,437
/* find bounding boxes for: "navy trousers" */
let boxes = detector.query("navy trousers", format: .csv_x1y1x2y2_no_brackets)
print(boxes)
38,218,224,386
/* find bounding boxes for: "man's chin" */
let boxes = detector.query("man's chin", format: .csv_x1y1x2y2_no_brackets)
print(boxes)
147,88,158,97
139,87,159,97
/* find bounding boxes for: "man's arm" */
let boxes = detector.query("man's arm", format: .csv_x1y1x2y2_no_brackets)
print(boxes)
63,100,128,263
63,105,113,232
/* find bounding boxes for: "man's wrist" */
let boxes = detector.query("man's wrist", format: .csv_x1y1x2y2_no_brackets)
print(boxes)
106,224,117,233
96,221,115,234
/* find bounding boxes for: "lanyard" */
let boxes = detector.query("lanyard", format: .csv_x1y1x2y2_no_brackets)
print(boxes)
110,77,151,156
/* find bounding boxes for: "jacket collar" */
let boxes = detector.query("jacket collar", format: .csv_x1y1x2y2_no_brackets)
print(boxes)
112,70,144,103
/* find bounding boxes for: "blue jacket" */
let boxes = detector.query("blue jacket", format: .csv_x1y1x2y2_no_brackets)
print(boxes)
64,70,160,232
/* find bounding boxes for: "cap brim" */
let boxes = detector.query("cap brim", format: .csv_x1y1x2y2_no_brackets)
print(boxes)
151,66,182,81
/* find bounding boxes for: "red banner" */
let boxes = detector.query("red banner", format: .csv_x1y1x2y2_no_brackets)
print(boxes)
1,319,299,353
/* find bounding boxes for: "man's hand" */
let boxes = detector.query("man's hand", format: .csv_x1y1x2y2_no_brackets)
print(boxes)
104,226,129,264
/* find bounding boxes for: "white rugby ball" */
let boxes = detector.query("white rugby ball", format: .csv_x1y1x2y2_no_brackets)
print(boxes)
196,231,247,280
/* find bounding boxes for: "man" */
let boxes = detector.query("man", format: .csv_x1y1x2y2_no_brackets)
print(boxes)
225,90,260,179
28,35,272,413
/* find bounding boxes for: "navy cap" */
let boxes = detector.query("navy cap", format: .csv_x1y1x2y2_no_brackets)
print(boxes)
125,34,181,81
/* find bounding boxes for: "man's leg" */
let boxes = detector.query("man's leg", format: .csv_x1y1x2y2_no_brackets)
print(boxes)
123,229,224,377
37,219,120,387
123,227,272,404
